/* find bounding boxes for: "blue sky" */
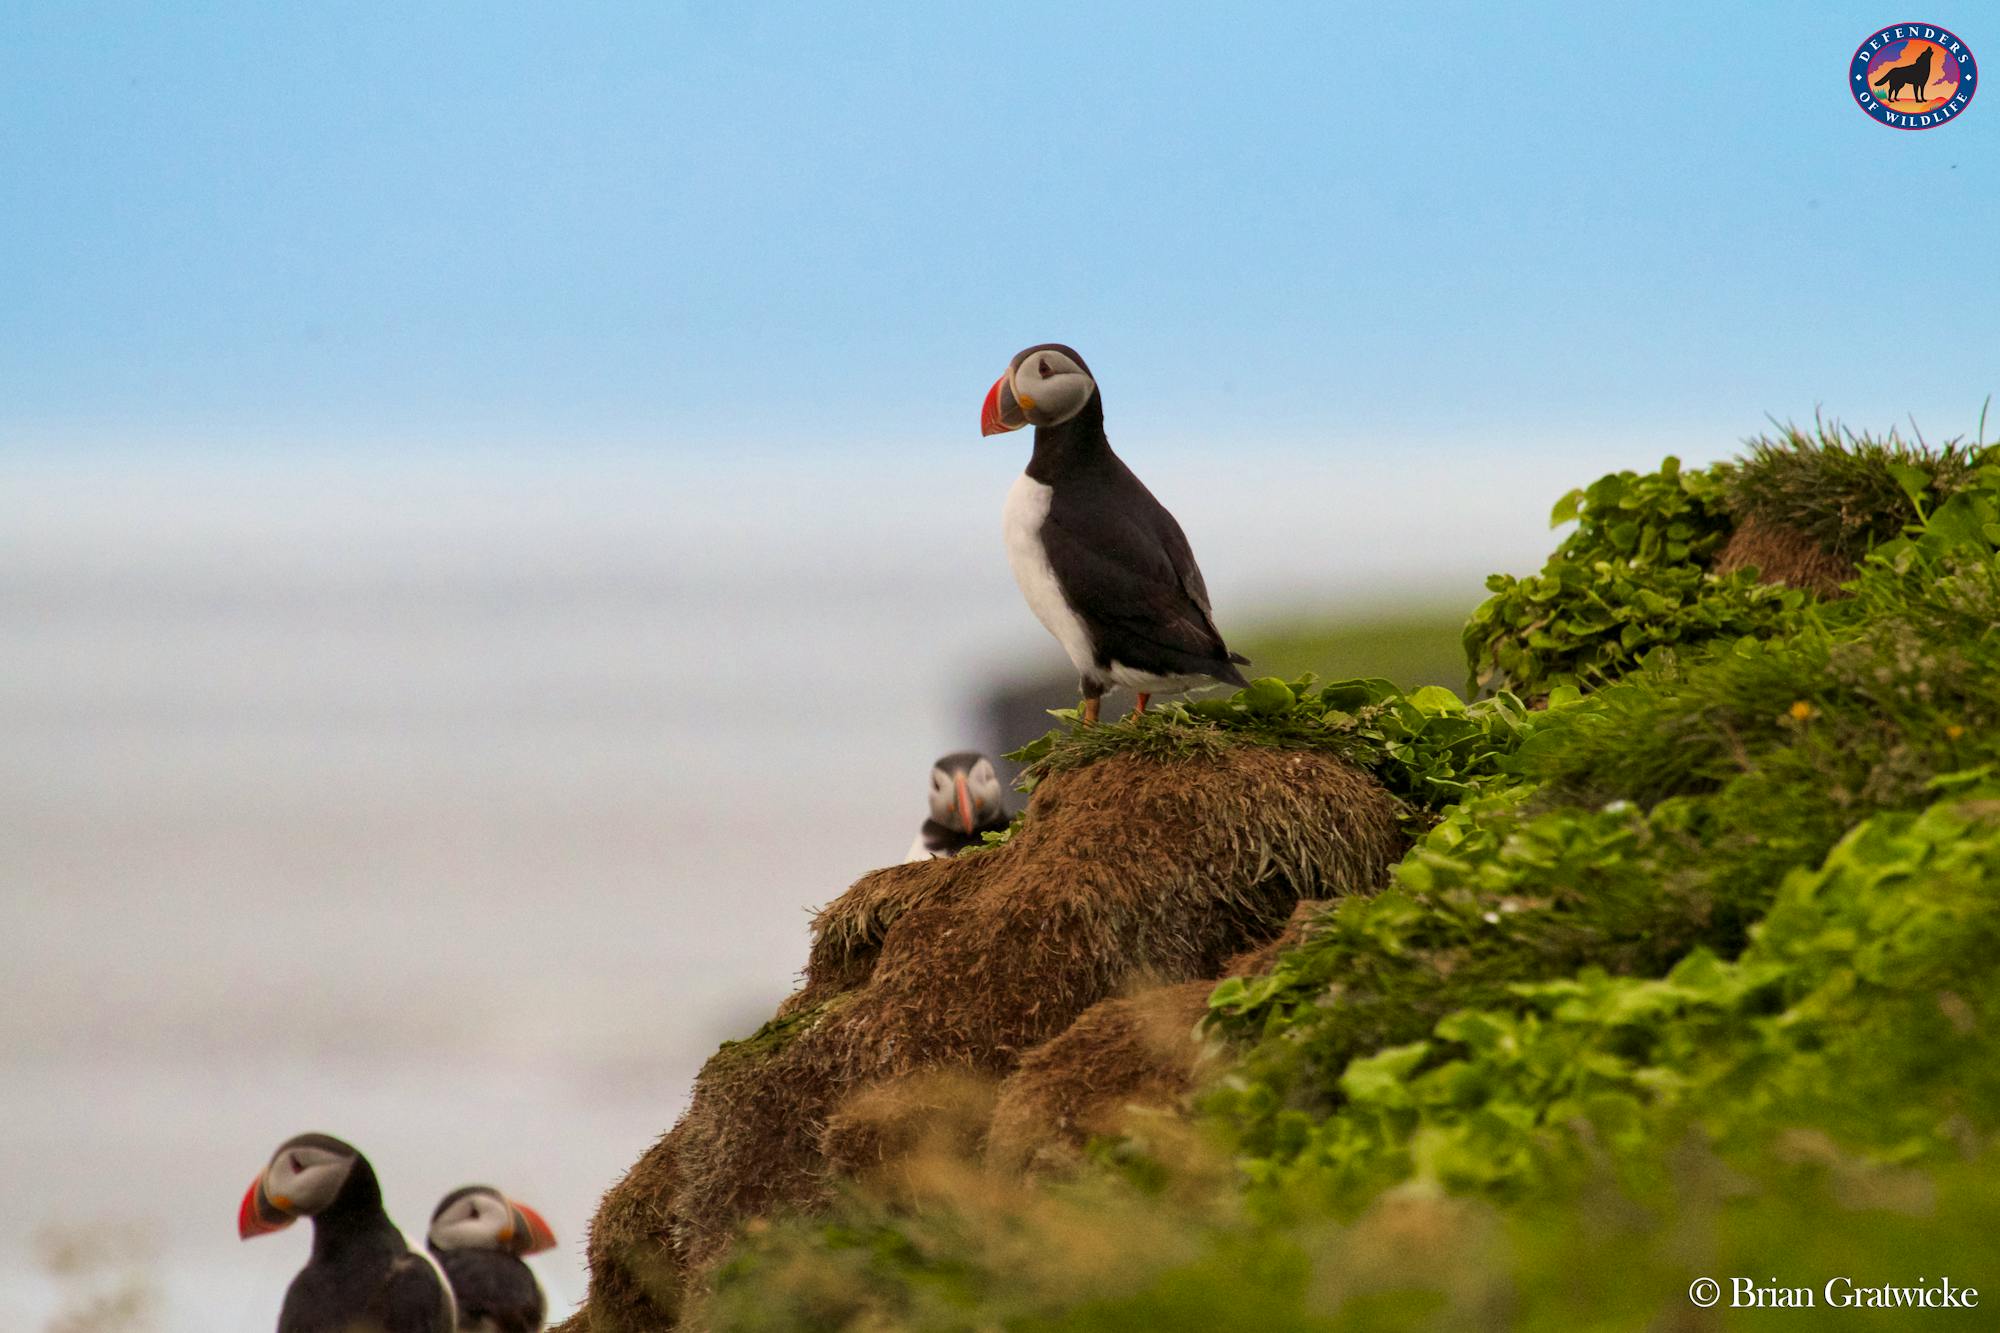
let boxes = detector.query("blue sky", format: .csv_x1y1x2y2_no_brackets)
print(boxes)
3,2,1995,456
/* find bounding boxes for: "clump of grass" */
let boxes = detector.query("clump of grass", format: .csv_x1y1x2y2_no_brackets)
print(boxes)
1012,676,1533,824
1715,416,1981,557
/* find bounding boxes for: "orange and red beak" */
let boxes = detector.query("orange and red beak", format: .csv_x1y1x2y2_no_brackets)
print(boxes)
238,1177,295,1239
981,373,1028,436
501,1199,558,1255
954,773,975,834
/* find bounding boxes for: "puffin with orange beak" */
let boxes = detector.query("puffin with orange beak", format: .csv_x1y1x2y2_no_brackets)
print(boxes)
983,344,1248,723
238,1132,454,1333
426,1185,559,1333
904,751,1009,861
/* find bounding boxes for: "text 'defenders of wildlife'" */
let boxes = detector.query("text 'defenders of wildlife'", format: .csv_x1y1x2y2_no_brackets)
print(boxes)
1850,22,1977,128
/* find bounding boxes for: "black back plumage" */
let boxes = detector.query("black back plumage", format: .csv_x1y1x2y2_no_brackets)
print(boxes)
1026,386,1248,685
432,1245,547,1333
276,1152,452,1333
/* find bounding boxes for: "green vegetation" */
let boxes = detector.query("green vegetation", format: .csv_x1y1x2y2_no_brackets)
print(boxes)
1463,454,1799,698
706,428,2000,1331
1011,674,1531,823
1461,422,1985,699
1716,418,1983,558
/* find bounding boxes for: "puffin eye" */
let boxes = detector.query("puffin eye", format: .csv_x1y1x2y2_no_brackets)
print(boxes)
288,1154,303,1173
1038,356,1054,378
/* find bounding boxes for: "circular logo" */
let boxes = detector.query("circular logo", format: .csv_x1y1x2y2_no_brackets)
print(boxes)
1851,23,1977,128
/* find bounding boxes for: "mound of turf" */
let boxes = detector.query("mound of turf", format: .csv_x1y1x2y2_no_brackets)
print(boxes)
564,747,1404,1331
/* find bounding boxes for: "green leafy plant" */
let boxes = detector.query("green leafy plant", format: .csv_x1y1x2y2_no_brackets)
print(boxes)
1226,788,2000,1214
1463,558,1802,700
1541,455,1731,568
1460,455,1809,698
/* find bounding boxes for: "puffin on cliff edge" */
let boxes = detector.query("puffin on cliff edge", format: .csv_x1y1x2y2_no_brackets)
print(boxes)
982,344,1248,722
427,1185,559,1333
904,751,1009,861
238,1131,454,1333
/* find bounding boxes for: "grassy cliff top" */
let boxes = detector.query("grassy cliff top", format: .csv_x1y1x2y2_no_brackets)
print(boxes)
591,424,2000,1332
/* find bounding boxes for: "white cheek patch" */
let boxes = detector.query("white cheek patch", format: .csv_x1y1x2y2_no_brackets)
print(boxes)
429,1192,513,1251
267,1147,352,1215
1011,353,1094,426
928,771,956,825
430,1212,504,1251
968,761,1003,809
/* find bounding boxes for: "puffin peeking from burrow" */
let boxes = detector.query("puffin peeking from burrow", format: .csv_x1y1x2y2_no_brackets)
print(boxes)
239,1132,454,1333
426,1185,558,1333
904,751,1009,861
982,344,1249,723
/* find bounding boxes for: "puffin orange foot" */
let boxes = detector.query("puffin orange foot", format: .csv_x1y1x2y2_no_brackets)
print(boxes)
1081,697,1101,725
1131,692,1150,717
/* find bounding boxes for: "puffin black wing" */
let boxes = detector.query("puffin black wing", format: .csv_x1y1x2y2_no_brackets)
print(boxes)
1041,460,1248,684
435,1247,546,1333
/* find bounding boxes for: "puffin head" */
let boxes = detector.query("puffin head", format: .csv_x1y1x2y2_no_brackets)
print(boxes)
927,752,1003,834
427,1185,558,1257
980,345,1096,436
238,1133,365,1239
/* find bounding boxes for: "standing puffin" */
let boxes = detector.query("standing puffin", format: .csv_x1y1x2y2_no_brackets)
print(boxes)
427,1185,558,1333
238,1132,453,1333
981,344,1248,723
904,751,1009,861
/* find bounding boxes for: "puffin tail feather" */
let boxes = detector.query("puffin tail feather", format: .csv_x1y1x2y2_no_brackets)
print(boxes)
1227,651,1250,665
1214,657,1251,688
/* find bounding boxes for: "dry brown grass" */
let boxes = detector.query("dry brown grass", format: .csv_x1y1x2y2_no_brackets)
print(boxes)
563,746,1403,1331
1712,515,1855,597
986,979,1218,1171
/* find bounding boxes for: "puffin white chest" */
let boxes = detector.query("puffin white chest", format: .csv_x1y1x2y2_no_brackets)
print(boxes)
1002,472,1098,676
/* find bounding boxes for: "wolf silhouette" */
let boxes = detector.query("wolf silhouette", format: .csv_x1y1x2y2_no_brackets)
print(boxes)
1873,45,1936,103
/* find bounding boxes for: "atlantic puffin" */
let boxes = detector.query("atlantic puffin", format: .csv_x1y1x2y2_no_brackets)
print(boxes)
426,1185,558,1333
982,344,1248,723
904,751,1009,861
238,1132,454,1333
